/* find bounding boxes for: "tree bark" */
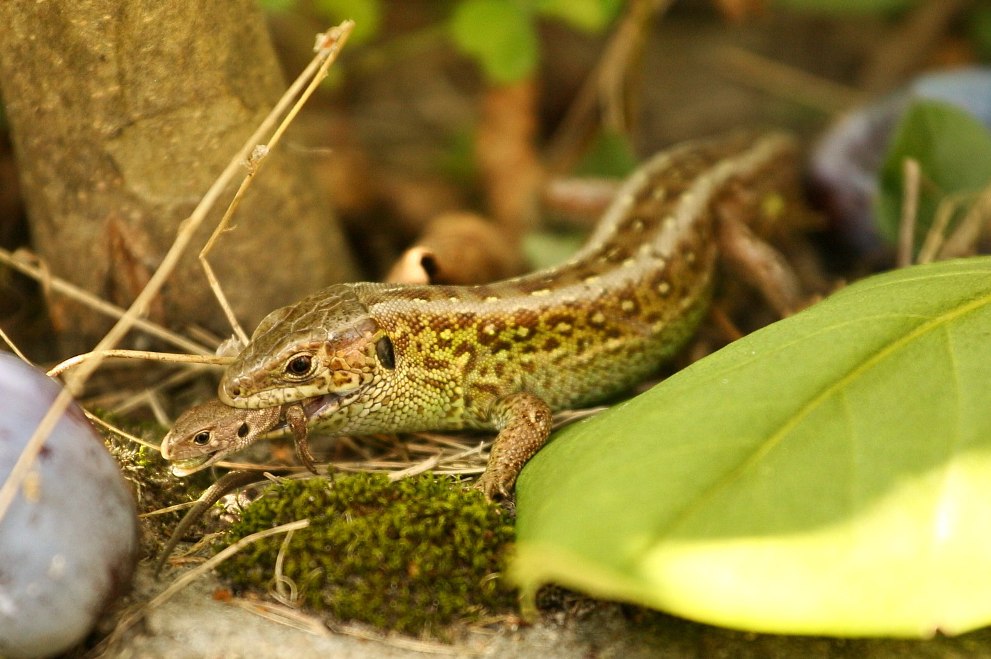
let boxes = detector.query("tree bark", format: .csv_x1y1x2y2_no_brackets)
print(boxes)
0,0,357,354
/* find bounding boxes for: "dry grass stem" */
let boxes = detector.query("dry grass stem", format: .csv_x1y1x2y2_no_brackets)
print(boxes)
272,528,300,604
0,247,213,356
329,620,472,655
917,192,961,264
47,349,232,378
897,158,920,268
104,365,211,418
712,46,863,114
858,0,971,93
386,454,443,481
198,24,354,345
230,599,331,637
546,0,675,173
139,499,198,518
939,185,991,260
165,426,495,481
552,406,606,428
0,326,32,364
85,411,160,451
97,520,310,652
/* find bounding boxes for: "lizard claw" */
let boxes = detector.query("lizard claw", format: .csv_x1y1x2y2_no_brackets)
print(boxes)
473,470,514,501
285,402,319,474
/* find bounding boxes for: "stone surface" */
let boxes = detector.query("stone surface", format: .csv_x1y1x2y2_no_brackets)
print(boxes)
0,354,139,658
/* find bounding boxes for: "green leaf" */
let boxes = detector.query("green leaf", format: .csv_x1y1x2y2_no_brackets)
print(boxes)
513,257,991,637
876,100,991,251
449,0,539,83
573,130,638,177
524,230,587,270
771,0,917,14
257,0,298,12
313,0,382,44
536,0,622,32
968,6,991,67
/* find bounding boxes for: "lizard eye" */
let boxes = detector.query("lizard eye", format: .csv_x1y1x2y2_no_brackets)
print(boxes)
376,336,395,370
285,353,314,378
237,422,250,438
192,431,211,446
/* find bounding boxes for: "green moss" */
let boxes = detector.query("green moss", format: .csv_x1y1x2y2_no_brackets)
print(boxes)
216,473,517,637
95,411,211,556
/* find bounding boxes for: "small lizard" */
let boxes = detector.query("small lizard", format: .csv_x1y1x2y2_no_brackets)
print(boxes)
170,132,805,498
161,399,315,475
157,402,317,574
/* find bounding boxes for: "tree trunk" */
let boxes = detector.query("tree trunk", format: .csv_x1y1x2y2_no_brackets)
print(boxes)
0,0,357,354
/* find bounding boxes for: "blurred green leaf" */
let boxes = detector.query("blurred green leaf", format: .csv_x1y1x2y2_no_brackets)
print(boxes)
449,0,539,83
313,0,382,44
514,257,991,637
523,230,587,270
258,0,298,12
437,127,479,186
966,5,991,60
536,0,622,32
771,0,917,13
876,100,991,251
573,130,638,177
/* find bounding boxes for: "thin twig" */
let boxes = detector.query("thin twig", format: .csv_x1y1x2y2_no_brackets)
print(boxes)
0,327,33,364
85,411,160,451
386,455,442,481
897,158,921,268
106,365,211,417
139,499,197,518
230,599,330,637
97,519,309,652
328,620,471,655
939,184,991,259
711,45,863,114
198,25,354,345
545,0,674,174
0,247,212,356
917,192,959,264
47,349,231,378
858,0,972,94
272,528,299,604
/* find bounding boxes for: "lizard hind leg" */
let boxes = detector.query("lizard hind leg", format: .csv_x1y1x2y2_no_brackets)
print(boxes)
475,392,553,500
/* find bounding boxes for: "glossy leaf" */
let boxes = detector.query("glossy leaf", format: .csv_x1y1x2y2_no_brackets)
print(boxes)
513,257,991,637
449,0,538,83
876,100,991,250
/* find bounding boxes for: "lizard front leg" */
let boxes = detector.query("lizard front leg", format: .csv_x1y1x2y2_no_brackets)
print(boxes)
285,402,318,474
475,392,553,500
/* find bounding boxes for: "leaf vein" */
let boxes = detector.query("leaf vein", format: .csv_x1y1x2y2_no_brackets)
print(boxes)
658,286,991,539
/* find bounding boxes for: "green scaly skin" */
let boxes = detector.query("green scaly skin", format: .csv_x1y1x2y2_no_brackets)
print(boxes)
212,132,801,498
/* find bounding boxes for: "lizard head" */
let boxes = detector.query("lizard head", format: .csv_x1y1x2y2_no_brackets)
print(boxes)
161,400,283,476
218,284,397,411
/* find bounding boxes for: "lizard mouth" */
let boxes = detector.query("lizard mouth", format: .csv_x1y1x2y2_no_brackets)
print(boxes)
169,391,357,478
301,389,360,421
170,452,227,477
